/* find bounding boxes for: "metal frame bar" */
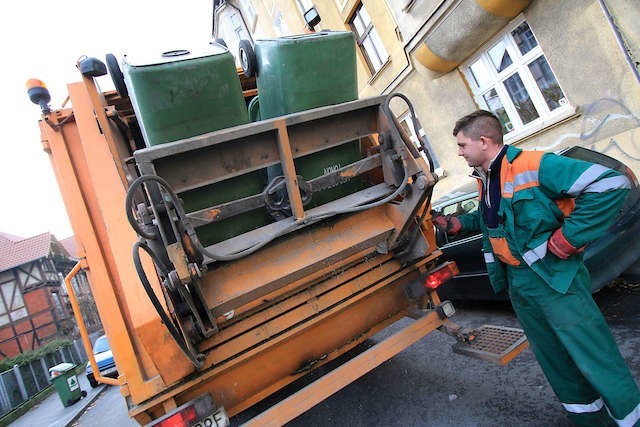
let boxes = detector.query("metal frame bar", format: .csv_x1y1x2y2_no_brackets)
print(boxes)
133,98,383,196
274,119,305,220
65,261,120,386
185,154,382,226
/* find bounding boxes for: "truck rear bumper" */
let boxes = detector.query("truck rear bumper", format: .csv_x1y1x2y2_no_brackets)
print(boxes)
241,308,442,426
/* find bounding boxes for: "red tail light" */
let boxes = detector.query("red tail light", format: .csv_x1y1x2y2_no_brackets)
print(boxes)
424,262,459,289
149,395,227,427
155,405,197,427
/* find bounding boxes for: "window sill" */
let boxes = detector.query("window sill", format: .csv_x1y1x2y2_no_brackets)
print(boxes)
367,58,392,85
504,105,580,146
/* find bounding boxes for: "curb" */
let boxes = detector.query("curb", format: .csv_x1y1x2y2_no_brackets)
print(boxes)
64,384,108,426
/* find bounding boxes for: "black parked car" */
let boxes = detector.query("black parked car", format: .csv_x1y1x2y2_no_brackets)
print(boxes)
433,146,640,301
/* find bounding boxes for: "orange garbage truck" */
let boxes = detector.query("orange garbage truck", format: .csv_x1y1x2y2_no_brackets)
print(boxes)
28,41,527,426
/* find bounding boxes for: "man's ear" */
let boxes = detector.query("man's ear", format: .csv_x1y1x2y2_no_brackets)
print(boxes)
479,135,495,147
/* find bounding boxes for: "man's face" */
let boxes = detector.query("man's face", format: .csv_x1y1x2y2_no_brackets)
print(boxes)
456,131,487,168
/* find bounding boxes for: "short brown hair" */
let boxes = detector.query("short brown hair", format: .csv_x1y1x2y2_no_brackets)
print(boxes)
453,110,503,144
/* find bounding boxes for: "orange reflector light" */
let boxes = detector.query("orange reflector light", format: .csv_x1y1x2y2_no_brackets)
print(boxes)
154,405,197,427
26,78,47,90
424,261,459,289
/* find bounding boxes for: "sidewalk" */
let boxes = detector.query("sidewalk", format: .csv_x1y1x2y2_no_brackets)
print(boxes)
9,371,106,427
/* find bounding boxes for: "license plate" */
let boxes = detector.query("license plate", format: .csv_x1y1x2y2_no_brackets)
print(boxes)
193,407,228,427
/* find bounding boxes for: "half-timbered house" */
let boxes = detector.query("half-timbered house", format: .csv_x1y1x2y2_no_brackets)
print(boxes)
0,232,76,358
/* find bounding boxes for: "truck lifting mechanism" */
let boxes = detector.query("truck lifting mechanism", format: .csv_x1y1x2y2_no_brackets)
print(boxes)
28,49,528,425
123,90,447,367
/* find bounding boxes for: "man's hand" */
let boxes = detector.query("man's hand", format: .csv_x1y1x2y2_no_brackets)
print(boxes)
432,213,462,235
548,228,584,259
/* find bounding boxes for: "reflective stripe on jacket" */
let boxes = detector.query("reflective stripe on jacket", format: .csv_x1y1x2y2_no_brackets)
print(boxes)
458,145,630,294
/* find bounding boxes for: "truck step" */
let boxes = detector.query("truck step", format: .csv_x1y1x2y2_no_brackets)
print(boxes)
452,325,528,366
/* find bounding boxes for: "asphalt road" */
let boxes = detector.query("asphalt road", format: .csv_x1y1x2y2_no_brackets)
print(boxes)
71,383,137,427
76,280,640,426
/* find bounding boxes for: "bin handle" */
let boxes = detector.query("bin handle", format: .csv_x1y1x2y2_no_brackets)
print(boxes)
65,261,120,386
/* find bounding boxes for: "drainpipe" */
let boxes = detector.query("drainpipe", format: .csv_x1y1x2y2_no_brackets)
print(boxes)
598,0,640,85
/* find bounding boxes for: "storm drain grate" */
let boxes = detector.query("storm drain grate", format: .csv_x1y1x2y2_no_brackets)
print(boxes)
452,325,528,366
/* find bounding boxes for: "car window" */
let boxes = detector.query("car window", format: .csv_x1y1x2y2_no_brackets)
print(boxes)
93,336,111,354
435,195,481,246
440,197,479,216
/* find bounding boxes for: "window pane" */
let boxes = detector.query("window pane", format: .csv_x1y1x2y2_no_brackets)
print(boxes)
469,58,492,89
488,41,512,73
370,29,388,64
353,15,365,36
528,56,566,111
503,73,540,124
359,6,371,26
482,89,514,133
363,37,382,71
512,21,538,55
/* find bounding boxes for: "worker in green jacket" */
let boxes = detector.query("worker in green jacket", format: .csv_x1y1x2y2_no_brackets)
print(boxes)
434,110,640,426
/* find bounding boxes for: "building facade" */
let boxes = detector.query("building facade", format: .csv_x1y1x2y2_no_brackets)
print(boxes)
213,0,640,197
0,232,101,358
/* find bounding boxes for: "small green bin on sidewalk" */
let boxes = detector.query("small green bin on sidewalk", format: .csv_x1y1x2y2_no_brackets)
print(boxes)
49,362,84,407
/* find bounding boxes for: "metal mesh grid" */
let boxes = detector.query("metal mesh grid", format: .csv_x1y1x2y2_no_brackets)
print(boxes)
469,325,525,354
452,325,528,365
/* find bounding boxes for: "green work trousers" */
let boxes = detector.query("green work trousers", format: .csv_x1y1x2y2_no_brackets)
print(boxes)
507,263,640,426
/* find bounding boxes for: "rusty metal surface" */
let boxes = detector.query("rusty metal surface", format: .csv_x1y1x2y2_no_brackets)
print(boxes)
201,207,395,317
200,183,394,258
185,154,383,227
201,257,411,365
128,257,434,421
207,251,393,343
274,119,305,220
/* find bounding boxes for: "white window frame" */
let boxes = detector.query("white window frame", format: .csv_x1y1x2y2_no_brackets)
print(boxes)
296,0,321,30
239,0,258,32
349,3,389,75
461,15,575,144
296,0,314,15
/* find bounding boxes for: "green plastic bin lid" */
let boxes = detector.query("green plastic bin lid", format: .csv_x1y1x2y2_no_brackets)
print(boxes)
124,44,228,67
49,362,75,377
256,30,351,44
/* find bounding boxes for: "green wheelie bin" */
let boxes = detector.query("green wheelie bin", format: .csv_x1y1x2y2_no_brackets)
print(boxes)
123,45,270,246
247,31,362,209
49,362,85,407
123,44,249,146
